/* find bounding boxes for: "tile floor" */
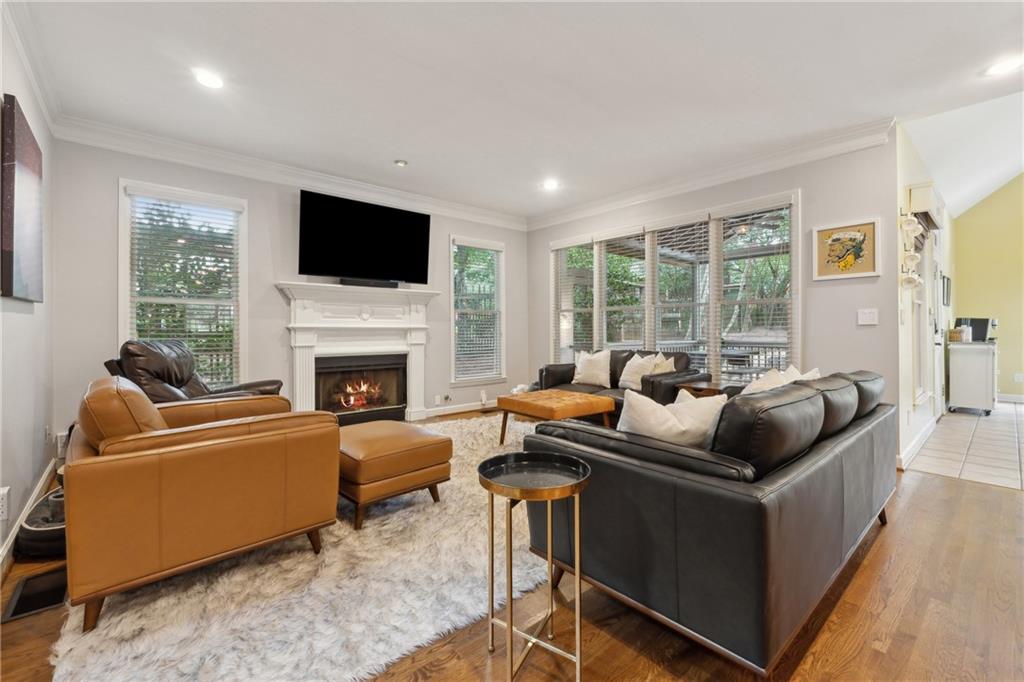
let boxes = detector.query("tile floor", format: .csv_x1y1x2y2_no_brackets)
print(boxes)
909,401,1023,490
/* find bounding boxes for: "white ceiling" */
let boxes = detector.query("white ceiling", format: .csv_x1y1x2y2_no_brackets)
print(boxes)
15,2,1024,220
903,92,1024,217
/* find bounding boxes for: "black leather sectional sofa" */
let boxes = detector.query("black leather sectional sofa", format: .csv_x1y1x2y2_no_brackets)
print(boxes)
525,370,895,676
538,349,709,417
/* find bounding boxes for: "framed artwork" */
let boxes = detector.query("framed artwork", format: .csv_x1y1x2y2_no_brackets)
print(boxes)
1,93,45,302
812,219,880,281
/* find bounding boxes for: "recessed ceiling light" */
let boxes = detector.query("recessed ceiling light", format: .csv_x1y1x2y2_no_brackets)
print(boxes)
393,159,408,167
985,54,1024,77
191,67,224,89
542,178,561,192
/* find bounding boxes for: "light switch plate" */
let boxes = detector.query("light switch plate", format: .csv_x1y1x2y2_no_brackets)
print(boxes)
857,308,879,326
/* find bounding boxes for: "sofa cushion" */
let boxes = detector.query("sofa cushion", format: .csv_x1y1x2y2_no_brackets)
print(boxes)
711,383,824,478
595,387,626,409
78,376,168,449
609,350,635,388
338,421,452,484
795,376,858,440
550,382,603,395
835,370,885,418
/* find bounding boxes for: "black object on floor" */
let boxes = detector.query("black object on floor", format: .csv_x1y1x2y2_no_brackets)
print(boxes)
1,566,67,623
16,487,66,558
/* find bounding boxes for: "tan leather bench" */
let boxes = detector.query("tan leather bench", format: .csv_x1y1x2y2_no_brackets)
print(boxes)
338,421,453,529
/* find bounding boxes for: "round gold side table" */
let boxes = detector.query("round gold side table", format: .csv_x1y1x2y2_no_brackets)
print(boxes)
478,451,591,681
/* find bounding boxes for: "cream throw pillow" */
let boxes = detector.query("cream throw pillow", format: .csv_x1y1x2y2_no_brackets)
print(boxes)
742,365,822,395
572,350,611,388
618,353,659,391
617,389,727,448
652,353,677,374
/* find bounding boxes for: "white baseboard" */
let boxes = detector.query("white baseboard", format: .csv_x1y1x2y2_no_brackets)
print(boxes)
898,418,936,471
997,393,1024,404
421,399,498,419
0,457,57,576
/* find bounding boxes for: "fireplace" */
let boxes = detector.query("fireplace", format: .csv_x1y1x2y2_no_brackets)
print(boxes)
315,354,407,425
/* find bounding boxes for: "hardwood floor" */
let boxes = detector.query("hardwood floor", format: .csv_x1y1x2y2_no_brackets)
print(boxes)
3,411,1022,681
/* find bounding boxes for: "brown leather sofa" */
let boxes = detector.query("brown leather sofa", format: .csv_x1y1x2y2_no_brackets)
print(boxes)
65,377,339,632
105,339,283,403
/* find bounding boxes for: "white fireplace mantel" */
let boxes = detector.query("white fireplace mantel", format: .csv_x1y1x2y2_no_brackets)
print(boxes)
276,281,441,419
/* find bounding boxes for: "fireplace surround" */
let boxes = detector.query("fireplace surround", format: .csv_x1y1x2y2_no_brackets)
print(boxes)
276,281,441,420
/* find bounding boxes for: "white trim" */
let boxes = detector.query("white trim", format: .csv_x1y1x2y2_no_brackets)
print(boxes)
449,235,506,385
549,234,593,251
528,118,894,230
117,178,250,382
51,115,526,231
588,223,644,243
898,416,936,470
643,209,710,233
998,393,1024,404
422,399,498,419
1,3,58,132
0,457,56,574
811,217,884,281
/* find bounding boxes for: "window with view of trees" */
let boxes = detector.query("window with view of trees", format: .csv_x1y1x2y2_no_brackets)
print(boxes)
122,183,244,387
452,238,504,381
551,203,793,382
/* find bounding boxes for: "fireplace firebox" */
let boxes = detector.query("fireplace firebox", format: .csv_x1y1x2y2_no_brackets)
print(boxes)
315,354,407,425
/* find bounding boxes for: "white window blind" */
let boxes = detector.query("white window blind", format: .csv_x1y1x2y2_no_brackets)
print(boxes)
552,244,594,362
452,240,503,381
127,193,242,387
602,233,646,350
719,206,792,382
652,220,711,371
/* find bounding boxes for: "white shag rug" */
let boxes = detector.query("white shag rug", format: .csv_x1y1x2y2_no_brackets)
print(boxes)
52,415,545,681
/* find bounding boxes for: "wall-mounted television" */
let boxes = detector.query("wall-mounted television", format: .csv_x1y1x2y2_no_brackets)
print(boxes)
298,190,431,285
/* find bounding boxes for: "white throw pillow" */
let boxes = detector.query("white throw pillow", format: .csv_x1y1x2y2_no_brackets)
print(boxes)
800,367,821,380
740,368,785,395
780,365,802,384
618,353,659,391
572,350,611,388
652,353,677,375
617,389,727,448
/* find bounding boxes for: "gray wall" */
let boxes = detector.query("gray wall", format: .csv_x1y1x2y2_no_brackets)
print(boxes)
51,141,531,430
526,137,901,403
1,19,56,544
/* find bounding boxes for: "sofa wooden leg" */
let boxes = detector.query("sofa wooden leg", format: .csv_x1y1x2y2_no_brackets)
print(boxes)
83,597,105,633
353,505,365,530
307,529,322,554
428,484,440,503
878,508,888,526
552,566,565,589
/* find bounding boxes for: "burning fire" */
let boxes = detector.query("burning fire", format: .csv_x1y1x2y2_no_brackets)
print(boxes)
337,379,385,409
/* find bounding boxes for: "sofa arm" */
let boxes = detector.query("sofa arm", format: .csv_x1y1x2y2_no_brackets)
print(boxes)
210,379,283,396
64,418,339,603
157,394,293,428
641,370,710,404
539,363,576,389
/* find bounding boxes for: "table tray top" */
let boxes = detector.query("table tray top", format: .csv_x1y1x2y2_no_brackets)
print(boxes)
478,451,591,501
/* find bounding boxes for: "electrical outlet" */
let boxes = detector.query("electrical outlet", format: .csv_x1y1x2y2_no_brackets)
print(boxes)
1015,373,1024,384
479,389,487,405
434,394,441,406
58,431,68,455
0,487,9,522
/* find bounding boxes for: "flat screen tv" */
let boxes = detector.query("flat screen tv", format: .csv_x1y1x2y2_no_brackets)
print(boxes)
299,190,431,284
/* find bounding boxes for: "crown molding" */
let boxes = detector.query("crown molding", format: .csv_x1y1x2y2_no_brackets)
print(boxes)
52,115,528,230
527,118,895,230
2,1,60,132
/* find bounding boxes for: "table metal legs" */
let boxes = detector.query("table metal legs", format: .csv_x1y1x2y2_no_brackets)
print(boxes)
487,493,582,680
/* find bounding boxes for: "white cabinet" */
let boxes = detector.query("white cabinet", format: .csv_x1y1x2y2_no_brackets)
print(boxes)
948,342,997,414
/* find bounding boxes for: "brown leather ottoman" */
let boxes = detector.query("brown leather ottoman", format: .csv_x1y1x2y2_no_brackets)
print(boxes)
338,421,453,529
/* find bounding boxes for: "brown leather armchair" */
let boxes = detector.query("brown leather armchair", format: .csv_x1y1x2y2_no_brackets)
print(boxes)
65,377,340,632
104,339,283,403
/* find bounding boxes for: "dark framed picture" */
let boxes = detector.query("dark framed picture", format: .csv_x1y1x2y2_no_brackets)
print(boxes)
1,93,44,302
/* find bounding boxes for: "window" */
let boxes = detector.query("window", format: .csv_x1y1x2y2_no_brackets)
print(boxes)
654,220,710,371
119,181,246,387
550,199,795,383
451,236,504,382
602,233,646,349
552,244,594,362
719,207,792,382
